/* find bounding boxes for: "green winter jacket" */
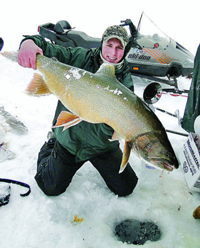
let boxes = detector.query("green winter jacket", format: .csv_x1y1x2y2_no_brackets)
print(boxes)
22,35,134,162
181,44,200,133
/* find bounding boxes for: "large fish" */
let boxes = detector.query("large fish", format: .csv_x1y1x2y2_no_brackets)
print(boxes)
2,52,179,173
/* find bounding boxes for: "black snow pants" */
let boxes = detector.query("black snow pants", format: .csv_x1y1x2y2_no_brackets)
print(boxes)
35,138,138,197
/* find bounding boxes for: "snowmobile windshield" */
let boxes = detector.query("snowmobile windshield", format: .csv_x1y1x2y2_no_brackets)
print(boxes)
136,12,171,50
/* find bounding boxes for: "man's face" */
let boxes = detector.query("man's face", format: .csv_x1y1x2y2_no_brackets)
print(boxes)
102,38,125,64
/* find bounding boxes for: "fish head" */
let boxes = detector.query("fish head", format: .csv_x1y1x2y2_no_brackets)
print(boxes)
132,131,179,171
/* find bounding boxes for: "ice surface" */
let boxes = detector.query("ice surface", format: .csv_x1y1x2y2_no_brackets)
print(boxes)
0,52,200,248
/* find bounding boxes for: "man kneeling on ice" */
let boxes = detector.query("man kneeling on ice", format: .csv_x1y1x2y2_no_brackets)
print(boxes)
18,25,138,196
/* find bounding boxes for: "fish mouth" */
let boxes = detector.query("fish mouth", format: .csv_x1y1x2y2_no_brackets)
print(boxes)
153,159,175,171
142,157,175,171
161,162,174,171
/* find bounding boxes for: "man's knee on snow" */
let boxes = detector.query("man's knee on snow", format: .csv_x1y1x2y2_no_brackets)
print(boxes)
42,185,66,196
116,186,135,197
36,177,69,196
115,177,138,197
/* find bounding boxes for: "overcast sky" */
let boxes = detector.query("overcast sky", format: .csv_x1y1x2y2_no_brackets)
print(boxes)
1,0,199,55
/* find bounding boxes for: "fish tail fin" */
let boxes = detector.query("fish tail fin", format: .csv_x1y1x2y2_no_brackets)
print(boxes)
119,140,132,173
1,51,18,62
26,73,51,95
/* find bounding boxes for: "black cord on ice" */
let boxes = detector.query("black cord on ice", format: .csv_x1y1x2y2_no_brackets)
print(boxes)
0,178,31,197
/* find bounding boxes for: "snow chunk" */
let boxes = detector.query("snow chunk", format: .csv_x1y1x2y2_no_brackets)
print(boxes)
65,74,71,80
69,68,82,79
113,88,123,95
104,85,123,96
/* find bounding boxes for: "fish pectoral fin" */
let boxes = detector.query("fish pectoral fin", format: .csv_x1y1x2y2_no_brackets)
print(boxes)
119,140,132,174
52,111,82,130
26,73,51,95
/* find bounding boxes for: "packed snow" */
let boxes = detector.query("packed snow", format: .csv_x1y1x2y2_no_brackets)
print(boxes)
0,49,200,248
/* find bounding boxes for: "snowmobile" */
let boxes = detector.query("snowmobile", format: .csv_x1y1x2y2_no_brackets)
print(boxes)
38,12,194,95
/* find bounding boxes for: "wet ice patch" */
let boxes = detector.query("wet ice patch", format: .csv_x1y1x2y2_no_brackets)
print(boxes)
0,143,15,162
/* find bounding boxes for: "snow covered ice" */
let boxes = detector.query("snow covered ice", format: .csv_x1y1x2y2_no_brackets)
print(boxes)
0,53,200,248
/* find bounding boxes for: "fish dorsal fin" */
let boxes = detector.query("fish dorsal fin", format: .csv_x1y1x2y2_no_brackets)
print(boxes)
95,63,115,78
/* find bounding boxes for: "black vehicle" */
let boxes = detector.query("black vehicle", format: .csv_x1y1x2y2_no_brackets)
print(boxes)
38,12,194,90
